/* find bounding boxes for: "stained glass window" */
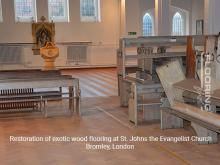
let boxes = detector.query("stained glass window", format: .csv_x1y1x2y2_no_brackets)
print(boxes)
48,0,69,22
80,0,100,22
172,12,184,36
14,0,36,22
143,13,153,36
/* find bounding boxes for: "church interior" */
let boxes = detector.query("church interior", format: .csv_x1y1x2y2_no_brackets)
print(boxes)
1,0,220,164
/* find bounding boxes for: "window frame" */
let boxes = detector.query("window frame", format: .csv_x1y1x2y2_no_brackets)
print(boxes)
80,0,101,22
48,0,70,22
172,12,184,36
143,13,154,36
14,0,37,22
0,0,2,22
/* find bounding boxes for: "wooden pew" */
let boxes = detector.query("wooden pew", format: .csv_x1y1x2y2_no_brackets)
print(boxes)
0,70,80,117
0,70,61,113
0,70,61,79
157,60,220,144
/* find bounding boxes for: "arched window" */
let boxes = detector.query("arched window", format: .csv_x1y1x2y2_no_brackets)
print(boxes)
172,12,183,35
143,13,153,36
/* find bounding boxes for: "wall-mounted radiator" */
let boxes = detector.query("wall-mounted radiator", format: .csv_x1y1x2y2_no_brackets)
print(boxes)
67,45,88,64
0,45,23,64
0,88,40,113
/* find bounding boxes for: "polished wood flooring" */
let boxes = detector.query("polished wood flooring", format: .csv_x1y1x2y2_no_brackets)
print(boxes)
62,68,118,97
0,68,220,165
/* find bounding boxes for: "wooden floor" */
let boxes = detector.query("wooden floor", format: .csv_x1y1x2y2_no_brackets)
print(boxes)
62,68,118,97
0,68,220,165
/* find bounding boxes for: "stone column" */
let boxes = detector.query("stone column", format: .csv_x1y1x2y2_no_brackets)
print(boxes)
155,0,171,36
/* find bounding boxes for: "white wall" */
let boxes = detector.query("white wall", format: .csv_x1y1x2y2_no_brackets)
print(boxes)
0,0,120,43
192,0,204,35
170,6,190,35
204,0,220,35
0,0,120,69
139,0,155,18
140,0,154,36
0,0,214,70
171,0,192,34
126,0,199,37
125,0,141,36
120,0,126,36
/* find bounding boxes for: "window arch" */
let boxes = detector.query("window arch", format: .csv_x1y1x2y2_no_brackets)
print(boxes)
172,12,184,35
143,13,153,36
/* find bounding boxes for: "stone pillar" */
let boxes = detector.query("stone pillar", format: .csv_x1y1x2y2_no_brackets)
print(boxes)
155,0,171,36
119,0,126,37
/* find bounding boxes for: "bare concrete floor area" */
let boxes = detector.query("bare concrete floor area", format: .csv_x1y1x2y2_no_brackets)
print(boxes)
0,68,220,165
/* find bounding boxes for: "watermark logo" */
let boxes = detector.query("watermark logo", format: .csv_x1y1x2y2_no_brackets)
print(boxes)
197,52,216,112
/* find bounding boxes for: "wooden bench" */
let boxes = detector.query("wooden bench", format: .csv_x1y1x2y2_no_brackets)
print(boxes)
157,60,220,144
0,71,80,117
0,70,62,113
128,80,163,126
161,101,219,144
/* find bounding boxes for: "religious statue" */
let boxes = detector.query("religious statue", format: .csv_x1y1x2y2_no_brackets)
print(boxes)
32,16,55,55
38,31,51,47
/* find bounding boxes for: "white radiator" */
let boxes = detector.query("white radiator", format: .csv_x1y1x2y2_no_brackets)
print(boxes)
67,45,88,64
0,45,23,64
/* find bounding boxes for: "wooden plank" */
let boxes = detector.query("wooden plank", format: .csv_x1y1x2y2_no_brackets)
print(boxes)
143,104,160,121
171,101,220,130
174,79,220,101
0,76,73,83
216,36,220,79
0,79,76,90
186,36,196,78
206,36,218,80
162,107,220,133
212,89,220,100
0,70,62,79
123,35,210,47
160,109,183,129
137,98,161,106
125,52,186,59
156,60,185,106
173,79,201,94
128,83,137,125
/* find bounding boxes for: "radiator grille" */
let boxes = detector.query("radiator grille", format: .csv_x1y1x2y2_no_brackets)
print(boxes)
67,45,88,64
0,89,40,112
0,45,23,64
